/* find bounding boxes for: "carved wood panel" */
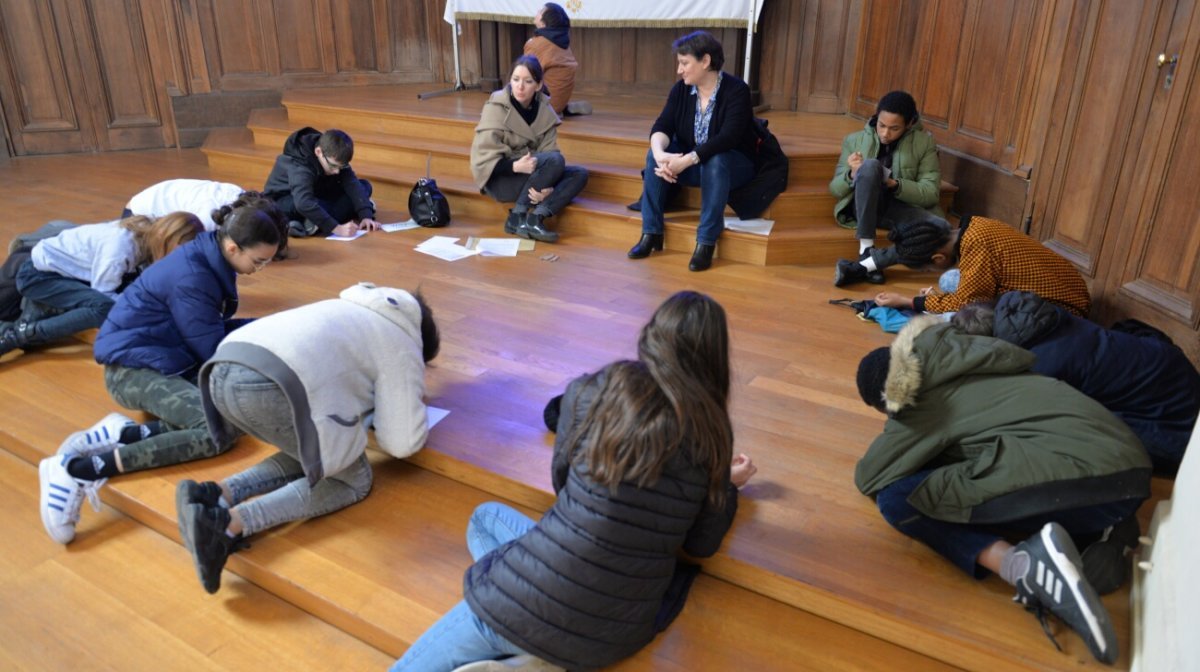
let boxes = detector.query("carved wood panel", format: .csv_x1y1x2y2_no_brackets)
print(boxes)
850,0,1042,170
0,2,90,154
1029,0,1163,276
0,0,171,154
1100,0,1200,344
759,0,860,112
194,0,447,90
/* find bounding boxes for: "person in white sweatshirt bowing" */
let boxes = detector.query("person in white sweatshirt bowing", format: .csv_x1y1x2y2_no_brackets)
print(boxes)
175,282,440,593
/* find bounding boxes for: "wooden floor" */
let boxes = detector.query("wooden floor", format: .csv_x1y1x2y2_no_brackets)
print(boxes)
0,96,1169,671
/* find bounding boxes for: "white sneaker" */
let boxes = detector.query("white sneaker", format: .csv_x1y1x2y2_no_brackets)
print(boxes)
57,412,135,459
451,654,565,672
39,456,105,544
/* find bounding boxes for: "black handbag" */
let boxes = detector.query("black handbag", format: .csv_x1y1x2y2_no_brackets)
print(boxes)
409,178,450,228
408,155,451,228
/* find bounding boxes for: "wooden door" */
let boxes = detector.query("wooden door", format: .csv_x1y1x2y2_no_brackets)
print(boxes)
0,0,171,155
1098,0,1200,354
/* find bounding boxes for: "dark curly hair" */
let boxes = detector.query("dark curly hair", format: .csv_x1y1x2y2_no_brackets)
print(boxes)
887,220,955,269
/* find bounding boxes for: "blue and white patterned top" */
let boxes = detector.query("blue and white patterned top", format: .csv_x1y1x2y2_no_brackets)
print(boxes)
691,71,724,147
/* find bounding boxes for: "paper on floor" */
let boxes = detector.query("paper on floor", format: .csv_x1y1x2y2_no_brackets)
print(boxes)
724,217,774,236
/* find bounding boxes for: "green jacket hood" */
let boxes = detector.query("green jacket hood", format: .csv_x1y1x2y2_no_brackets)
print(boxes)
883,316,1035,414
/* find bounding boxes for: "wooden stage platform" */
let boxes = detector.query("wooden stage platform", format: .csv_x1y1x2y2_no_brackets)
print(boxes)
0,84,1166,671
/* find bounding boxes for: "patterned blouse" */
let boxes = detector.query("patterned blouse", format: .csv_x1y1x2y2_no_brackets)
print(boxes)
691,71,724,147
915,217,1092,316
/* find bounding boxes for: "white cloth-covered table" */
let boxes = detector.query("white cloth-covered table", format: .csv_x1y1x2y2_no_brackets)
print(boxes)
444,0,764,29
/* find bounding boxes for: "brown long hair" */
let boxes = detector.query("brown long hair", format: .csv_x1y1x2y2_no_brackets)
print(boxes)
577,291,734,506
121,212,203,266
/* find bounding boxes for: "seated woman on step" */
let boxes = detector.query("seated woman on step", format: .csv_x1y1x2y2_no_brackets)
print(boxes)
391,291,757,672
1,212,203,359
174,283,440,593
629,30,757,272
523,3,587,116
469,55,589,244
37,205,281,546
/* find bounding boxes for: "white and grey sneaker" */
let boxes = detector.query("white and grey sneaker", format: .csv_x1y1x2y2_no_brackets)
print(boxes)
451,654,565,672
39,455,106,544
57,412,135,459
1013,522,1118,664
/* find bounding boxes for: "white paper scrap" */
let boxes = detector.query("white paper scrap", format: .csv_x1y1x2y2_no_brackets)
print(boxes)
326,230,368,241
724,217,775,236
427,406,450,429
381,219,420,232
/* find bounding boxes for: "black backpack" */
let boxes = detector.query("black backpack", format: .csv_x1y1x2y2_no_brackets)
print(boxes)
727,117,790,220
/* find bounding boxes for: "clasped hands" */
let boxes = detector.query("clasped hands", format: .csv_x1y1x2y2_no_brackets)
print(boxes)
652,152,695,184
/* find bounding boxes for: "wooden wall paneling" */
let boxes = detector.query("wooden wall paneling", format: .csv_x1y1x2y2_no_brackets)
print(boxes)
1028,0,1164,275
195,0,273,87
794,0,860,113
1100,0,1200,335
169,0,212,94
329,0,379,73
0,1,92,154
72,0,170,150
758,0,802,110
917,0,966,131
390,0,441,76
270,0,323,75
850,0,903,117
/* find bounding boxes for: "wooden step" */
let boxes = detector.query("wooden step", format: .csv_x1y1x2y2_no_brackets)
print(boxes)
0,380,955,671
203,129,864,265
0,212,1147,672
0,449,394,671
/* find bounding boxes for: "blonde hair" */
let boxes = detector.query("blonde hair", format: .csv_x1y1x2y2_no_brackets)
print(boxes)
121,212,203,266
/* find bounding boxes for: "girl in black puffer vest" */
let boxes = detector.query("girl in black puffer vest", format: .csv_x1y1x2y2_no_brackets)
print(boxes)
392,291,757,672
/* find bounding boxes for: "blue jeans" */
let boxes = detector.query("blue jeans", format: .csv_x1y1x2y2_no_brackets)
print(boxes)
876,470,1143,578
391,502,537,672
208,362,374,537
15,259,115,345
641,144,755,246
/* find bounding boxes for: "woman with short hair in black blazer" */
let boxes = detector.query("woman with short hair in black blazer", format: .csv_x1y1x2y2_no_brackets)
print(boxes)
628,31,758,272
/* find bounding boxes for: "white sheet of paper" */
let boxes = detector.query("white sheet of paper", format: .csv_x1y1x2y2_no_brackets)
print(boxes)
381,219,420,232
416,235,461,249
326,230,368,241
426,406,450,429
724,217,775,236
414,235,480,261
475,238,521,256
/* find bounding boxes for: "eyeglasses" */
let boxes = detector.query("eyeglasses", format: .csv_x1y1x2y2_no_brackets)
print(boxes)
325,157,346,172
238,245,273,270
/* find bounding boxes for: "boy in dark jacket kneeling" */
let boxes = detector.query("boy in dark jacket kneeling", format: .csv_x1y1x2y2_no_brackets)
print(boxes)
855,315,1151,665
263,127,380,238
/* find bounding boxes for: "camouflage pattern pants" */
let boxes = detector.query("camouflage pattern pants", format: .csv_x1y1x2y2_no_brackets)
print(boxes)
103,364,237,472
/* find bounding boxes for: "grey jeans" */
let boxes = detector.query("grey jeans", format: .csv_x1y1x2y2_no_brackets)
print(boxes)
484,151,588,217
846,159,949,260
207,361,373,537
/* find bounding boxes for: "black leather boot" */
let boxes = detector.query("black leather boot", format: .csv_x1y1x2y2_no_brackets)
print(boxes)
627,233,664,259
518,212,559,243
504,209,524,235
688,243,716,271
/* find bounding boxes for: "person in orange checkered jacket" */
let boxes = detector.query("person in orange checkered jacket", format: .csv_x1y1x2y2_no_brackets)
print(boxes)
872,216,1091,316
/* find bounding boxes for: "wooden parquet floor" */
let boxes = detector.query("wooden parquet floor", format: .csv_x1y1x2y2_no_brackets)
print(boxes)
0,108,1167,671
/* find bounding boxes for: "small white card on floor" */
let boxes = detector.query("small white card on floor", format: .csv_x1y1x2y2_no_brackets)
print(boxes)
427,406,450,429
724,217,775,236
381,219,420,232
466,237,522,256
326,230,368,241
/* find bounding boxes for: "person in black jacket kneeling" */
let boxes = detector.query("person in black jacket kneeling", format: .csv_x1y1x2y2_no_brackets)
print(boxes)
391,291,757,671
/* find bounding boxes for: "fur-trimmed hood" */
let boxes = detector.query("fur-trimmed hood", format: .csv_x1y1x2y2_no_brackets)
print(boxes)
882,315,1035,414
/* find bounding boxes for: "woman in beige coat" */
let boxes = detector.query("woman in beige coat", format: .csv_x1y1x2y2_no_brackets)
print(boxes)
469,55,588,243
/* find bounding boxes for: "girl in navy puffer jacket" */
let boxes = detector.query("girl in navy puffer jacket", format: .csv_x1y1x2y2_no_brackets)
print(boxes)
38,206,281,546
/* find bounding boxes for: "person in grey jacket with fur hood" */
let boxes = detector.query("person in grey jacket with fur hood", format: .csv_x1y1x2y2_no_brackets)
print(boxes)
175,282,440,594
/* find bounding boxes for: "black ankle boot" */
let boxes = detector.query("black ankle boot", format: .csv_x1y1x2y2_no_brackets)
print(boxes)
518,212,559,243
628,233,664,259
688,243,715,271
504,209,524,235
